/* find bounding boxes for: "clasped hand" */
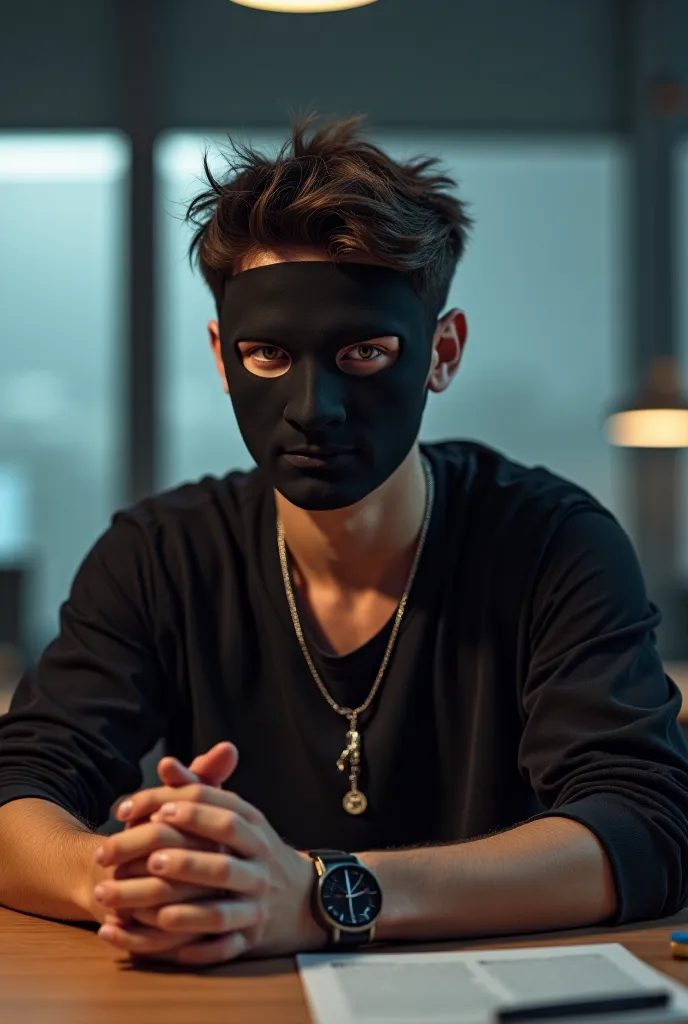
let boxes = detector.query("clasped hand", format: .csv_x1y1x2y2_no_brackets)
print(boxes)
92,743,324,965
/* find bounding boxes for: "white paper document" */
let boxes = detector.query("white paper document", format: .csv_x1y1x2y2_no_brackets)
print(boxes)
297,943,688,1024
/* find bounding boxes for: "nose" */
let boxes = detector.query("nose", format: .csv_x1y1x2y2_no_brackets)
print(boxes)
283,357,346,434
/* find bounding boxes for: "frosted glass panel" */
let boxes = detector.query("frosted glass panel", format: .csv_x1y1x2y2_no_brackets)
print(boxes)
157,133,264,485
0,134,128,654
157,132,627,532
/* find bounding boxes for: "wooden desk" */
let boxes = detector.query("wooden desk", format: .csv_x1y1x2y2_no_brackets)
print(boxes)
3,906,688,1024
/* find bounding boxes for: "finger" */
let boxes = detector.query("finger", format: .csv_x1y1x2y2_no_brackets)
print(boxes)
126,931,248,967
147,846,268,896
149,802,266,860
172,930,248,966
159,742,234,778
188,742,238,781
127,907,169,928
114,785,185,824
157,760,199,787
153,897,262,935
113,857,227,891
98,921,195,956
114,856,152,880
104,910,134,928
117,781,262,828
158,743,238,789
97,821,218,869
95,875,216,912
125,899,230,930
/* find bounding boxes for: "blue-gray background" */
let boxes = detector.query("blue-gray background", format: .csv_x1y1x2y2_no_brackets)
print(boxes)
0,0,686,659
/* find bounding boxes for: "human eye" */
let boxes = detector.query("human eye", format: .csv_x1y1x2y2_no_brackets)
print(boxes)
348,343,385,362
238,343,291,377
337,337,399,376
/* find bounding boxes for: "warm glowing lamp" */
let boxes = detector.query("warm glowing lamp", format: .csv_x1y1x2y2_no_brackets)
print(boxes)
605,356,688,448
229,0,377,11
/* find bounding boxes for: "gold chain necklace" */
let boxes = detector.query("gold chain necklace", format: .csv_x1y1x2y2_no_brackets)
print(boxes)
276,455,434,816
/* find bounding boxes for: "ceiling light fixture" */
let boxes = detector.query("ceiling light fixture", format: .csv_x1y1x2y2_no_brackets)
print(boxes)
605,356,688,448
229,0,377,11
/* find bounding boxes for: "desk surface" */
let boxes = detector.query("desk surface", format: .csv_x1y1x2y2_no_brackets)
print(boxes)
3,907,688,1024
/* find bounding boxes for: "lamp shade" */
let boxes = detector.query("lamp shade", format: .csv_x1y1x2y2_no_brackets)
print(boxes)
229,0,377,10
605,356,688,448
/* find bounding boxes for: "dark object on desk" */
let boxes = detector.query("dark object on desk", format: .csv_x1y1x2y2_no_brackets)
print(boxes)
497,991,671,1022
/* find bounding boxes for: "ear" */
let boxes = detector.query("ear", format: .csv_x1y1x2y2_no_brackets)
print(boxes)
426,309,467,394
209,320,229,394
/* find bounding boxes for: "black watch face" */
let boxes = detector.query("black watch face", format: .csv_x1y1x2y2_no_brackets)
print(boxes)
320,865,382,929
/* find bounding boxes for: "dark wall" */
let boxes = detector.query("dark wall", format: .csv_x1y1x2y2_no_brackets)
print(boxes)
160,0,628,131
0,0,630,131
0,0,119,128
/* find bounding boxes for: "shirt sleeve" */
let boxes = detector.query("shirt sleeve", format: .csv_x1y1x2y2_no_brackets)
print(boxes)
519,507,688,924
0,512,168,830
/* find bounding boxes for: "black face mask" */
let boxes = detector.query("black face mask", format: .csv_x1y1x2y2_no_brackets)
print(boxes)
219,261,436,511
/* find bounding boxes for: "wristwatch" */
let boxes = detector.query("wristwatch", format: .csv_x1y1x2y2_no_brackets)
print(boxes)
308,849,383,947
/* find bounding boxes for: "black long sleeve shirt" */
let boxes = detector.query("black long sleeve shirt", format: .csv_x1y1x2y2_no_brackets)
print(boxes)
2,440,688,925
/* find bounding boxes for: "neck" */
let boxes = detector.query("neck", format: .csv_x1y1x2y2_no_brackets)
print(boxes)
275,445,428,596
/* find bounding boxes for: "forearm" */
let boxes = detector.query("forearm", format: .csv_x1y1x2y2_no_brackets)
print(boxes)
0,798,106,923
358,816,618,943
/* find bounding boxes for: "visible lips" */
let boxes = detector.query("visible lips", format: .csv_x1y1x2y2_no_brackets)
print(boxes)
281,447,356,470
283,446,354,457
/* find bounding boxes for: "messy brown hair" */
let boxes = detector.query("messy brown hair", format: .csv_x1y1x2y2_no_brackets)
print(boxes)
186,113,474,325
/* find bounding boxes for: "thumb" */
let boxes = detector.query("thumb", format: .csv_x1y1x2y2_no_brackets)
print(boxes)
124,744,239,831
189,741,238,782
158,741,238,789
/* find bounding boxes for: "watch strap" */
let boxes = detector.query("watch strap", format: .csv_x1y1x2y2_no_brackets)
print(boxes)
308,849,358,872
336,926,373,947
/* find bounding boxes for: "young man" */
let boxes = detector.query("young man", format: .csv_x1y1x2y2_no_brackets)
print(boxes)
1,115,687,968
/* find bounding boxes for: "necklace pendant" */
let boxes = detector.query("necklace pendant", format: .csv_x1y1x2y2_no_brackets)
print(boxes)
341,713,367,814
343,787,368,815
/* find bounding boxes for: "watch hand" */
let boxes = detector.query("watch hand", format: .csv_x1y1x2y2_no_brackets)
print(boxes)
344,869,355,923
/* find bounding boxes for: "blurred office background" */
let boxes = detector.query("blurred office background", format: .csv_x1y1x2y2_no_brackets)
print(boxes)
1,0,688,690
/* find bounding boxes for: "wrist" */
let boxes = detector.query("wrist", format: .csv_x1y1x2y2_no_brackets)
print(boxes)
356,849,412,943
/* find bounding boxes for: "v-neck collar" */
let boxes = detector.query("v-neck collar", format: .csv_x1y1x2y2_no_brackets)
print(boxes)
260,445,445,655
